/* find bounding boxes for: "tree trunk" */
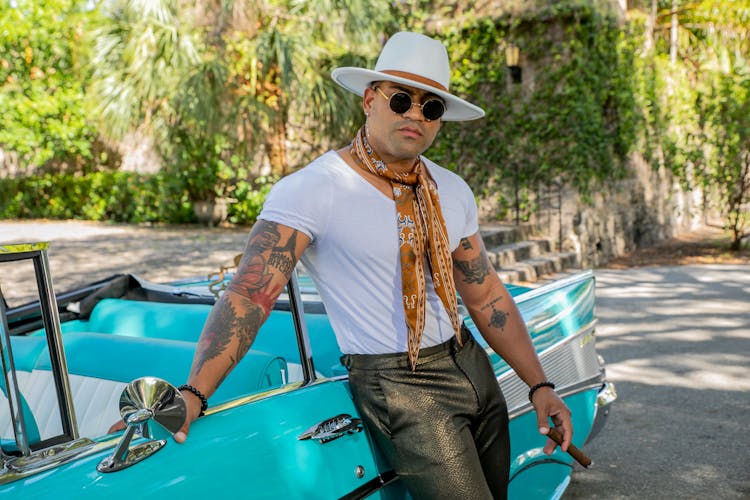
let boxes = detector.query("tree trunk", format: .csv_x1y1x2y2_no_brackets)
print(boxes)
266,114,288,177
670,0,679,63
644,0,657,51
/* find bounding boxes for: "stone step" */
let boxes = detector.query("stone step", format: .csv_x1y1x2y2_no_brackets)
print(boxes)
486,239,552,268
478,222,580,284
479,223,538,248
494,251,580,284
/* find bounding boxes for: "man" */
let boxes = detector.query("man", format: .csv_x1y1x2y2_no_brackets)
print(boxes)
175,31,572,499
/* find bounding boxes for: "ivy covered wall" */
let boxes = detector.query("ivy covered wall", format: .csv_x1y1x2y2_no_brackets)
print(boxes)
417,2,737,264
434,7,636,206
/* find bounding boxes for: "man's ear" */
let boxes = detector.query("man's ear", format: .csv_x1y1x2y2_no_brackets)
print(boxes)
363,86,376,115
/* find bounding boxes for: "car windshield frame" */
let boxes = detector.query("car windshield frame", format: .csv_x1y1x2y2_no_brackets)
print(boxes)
1,243,81,456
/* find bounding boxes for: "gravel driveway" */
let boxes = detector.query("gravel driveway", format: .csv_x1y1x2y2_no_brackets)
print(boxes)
1,220,251,305
2,220,748,498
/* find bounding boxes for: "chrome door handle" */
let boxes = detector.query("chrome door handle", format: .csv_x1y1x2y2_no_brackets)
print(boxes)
298,413,363,443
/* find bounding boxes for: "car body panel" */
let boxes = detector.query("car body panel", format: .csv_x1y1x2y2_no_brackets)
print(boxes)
2,382,384,499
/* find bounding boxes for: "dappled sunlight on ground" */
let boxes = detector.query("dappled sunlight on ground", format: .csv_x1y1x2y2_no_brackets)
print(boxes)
603,225,750,269
607,353,750,391
567,263,749,498
592,265,749,391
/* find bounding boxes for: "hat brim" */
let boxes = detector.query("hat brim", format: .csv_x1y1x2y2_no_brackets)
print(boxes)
331,67,485,122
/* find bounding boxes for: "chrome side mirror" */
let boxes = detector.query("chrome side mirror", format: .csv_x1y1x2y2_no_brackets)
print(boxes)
97,377,185,473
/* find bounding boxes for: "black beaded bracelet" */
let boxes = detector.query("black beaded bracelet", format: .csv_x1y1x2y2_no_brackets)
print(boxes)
178,384,208,416
528,381,556,402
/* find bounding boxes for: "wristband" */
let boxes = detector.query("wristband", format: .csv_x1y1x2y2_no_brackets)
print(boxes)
528,381,555,403
178,384,208,416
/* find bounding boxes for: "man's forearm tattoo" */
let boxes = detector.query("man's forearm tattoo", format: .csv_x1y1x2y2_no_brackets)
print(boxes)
481,296,509,330
193,301,237,376
455,254,492,285
460,237,474,251
226,305,265,376
193,296,266,379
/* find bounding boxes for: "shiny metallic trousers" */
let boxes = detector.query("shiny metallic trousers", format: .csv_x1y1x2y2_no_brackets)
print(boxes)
343,328,510,500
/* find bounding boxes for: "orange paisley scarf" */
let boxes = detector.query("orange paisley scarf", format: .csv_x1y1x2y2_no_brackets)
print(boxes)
350,125,462,371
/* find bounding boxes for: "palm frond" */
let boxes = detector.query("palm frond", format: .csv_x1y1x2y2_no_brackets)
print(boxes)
88,0,200,139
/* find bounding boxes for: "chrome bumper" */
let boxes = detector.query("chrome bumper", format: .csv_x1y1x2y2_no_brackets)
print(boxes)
585,380,617,445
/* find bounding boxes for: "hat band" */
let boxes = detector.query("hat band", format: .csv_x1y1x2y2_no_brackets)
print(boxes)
381,70,447,91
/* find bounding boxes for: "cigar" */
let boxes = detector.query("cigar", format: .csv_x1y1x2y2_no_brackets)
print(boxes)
546,427,592,468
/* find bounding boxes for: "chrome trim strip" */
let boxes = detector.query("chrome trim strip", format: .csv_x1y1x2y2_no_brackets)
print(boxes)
498,322,603,418
509,457,572,482
288,270,316,383
206,381,306,414
37,249,80,439
513,269,594,306
206,374,343,415
0,436,119,485
338,469,399,500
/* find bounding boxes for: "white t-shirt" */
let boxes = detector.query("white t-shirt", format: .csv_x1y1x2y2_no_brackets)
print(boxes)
259,150,479,355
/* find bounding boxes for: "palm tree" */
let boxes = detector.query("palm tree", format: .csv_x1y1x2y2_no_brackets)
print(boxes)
637,0,750,62
88,0,395,179
213,0,394,176
88,0,201,141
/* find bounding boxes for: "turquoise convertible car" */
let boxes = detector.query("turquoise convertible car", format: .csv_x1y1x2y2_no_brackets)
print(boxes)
0,242,615,499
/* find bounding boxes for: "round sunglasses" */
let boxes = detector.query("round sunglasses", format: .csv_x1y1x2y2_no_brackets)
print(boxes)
373,86,446,121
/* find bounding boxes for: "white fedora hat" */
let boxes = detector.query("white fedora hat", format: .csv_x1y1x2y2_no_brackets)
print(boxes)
331,31,485,122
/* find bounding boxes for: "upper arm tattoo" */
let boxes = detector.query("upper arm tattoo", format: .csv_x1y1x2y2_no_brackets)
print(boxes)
228,221,297,313
454,254,492,285
456,236,510,332
460,237,474,251
193,221,300,379
268,231,297,276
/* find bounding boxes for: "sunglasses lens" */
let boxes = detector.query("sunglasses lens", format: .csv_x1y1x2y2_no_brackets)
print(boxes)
422,99,445,121
389,92,413,114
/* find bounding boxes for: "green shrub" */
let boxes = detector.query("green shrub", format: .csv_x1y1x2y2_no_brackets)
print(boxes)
0,171,273,225
227,175,277,225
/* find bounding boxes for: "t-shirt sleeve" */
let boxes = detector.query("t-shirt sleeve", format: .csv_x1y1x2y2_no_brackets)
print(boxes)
258,167,332,242
458,175,480,239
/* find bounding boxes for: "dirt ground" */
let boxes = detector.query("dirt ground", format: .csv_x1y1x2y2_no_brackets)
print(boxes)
601,225,749,268
0,220,252,306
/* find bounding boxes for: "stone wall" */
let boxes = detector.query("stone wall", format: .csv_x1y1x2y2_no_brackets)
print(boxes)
539,153,705,267
478,151,708,267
